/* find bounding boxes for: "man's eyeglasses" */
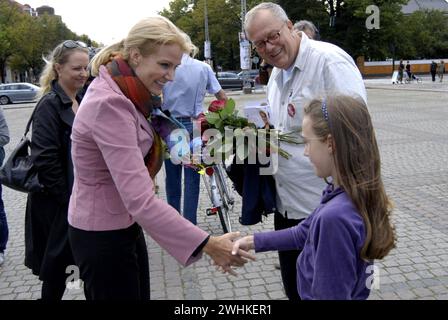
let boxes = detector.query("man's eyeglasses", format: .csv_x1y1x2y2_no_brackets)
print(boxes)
62,40,87,49
252,24,285,50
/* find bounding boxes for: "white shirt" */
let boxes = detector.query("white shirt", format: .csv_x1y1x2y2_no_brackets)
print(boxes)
267,32,367,220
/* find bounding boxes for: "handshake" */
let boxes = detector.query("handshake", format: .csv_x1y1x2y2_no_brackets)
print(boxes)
202,232,255,276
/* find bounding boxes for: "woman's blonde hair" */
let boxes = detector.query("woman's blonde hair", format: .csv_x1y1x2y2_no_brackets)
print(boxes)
39,41,89,97
91,16,193,76
303,95,396,261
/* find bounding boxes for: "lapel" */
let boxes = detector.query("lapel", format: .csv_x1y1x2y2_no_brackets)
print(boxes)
51,80,77,128
137,111,153,137
59,108,75,128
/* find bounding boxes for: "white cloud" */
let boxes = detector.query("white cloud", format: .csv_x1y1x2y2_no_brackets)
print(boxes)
17,0,172,45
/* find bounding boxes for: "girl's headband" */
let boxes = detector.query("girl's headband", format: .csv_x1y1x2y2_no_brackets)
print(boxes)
321,100,329,122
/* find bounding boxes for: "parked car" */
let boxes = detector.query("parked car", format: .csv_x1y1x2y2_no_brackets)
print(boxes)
217,72,244,90
237,69,259,80
0,82,40,105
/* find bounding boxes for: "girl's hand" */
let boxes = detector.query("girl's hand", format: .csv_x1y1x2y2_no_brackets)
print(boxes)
231,235,255,255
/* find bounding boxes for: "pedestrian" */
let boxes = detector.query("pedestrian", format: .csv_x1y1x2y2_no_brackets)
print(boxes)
232,95,396,300
438,60,445,82
0,105,10,267
67,16,254,300
430,61,437,82
293,20,320,40
244,2,366,300
162,50,227,225
405,61,412,81
258,59,273,85
24,40,89,300
398,59,404,84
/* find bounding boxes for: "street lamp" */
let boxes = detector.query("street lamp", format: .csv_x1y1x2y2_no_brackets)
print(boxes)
204,0,212,67
240,0,252,93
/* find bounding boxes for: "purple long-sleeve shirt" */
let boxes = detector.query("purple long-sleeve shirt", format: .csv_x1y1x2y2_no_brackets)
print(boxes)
255,185,372,300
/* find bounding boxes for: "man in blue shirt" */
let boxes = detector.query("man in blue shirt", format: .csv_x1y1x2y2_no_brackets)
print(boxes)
162,53,227,224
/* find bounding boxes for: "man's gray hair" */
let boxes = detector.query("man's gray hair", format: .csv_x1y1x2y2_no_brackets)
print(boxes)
244,2,289,30
294,20,319,40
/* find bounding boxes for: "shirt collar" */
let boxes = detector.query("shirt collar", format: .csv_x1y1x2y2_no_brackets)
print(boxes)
293,31,310,72
272,31,310,84
321,183,344,204
181,53,191,65
51,80,82,107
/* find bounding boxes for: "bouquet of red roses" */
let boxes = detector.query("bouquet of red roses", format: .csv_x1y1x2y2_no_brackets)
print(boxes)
197,99,302,163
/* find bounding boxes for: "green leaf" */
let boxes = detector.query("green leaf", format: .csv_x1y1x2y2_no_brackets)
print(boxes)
205,112,220,125
214,119,224,131
218,98,236,119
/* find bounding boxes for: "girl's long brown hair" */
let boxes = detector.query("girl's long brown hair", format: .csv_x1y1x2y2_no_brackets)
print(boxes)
303,95,396,261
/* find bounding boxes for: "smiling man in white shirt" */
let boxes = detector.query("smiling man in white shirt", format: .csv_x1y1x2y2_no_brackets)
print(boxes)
245,2,367,301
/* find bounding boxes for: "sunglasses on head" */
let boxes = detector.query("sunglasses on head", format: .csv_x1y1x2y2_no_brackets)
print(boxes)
62,40,87,49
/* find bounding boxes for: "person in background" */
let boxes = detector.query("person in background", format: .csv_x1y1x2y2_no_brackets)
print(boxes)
162,48,227,225
438,60,445,82
0,106,10,267
258,59,273,85
405,61,412,80
430,61,437,82
25,40,89,300
293,20,320,40
398,59,404,84
244,2,366,301
232,95,396,300
68,16,253,300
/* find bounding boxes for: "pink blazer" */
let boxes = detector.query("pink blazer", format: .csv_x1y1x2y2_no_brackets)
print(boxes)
68,66,208,266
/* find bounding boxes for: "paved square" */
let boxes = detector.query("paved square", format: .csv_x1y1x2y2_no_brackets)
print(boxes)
0,80,447,300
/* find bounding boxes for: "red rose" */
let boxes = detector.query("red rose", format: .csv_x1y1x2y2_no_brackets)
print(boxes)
208,99,226,112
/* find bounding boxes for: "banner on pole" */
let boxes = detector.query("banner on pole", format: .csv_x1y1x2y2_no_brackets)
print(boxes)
239,32,251,70
204,41,211,59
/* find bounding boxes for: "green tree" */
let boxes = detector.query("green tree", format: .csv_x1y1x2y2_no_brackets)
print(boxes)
10,14,47,82
404,10,448,59
0,0,24,82
278,0,410,61
161,0,264,70
277,0,330,36
1,1,99,83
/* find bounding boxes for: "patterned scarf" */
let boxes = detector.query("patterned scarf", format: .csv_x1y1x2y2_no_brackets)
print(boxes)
106,57,164,179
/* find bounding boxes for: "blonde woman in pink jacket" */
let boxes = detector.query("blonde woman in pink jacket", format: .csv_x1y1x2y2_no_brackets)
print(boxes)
67,16,254,300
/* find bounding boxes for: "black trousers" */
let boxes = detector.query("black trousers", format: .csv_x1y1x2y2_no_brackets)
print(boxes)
274,212,305,301
68,223,150,300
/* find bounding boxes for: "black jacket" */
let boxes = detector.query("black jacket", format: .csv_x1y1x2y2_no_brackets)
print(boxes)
227,160,277,226
430,62,438,73
24,81,80,279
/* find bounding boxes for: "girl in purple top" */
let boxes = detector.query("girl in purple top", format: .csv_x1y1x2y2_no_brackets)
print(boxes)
232,95,396,299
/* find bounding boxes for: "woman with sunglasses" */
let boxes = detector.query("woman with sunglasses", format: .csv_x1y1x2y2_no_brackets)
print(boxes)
24,40,89,300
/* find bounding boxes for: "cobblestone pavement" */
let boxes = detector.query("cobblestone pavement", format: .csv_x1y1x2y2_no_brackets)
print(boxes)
0,81,447,300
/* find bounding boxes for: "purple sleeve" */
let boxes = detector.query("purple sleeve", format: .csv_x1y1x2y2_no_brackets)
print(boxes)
254,214,312,252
